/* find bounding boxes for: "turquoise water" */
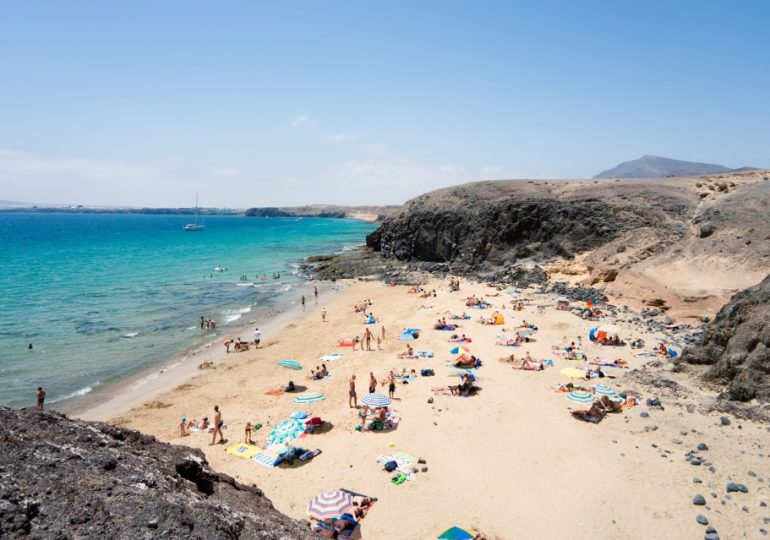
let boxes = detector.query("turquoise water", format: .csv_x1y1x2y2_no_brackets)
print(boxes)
0,213,374,408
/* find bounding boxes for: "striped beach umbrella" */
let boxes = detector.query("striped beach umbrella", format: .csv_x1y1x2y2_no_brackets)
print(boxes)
437,526,477,539
361,392,391,408
278,359,303,370
594,384,615,395
560,367,587,379
294,393,326,404
307,490,354,520
567,390,596,403
450,346,470,355
267,419,305,445
607,393,624,403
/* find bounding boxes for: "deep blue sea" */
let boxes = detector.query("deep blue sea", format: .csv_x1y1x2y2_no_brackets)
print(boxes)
0,213,374,408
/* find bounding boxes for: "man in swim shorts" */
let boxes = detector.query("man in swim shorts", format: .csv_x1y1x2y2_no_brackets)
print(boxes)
368,372,376,393
211,405,224,445
349,374,357,408
36,386,45,409
253,327,261,348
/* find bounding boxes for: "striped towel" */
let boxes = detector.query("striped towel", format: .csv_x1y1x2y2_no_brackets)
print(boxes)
294,393,326,404
252,450,283,468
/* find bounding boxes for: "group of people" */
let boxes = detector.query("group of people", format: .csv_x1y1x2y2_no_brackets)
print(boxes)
199,316,217,330
310,364,329,380
178,405,224,445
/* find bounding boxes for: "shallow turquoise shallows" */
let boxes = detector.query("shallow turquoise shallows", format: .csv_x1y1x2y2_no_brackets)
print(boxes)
0,213,374,408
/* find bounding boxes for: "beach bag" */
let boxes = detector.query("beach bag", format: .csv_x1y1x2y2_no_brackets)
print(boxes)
420,369,435,376
385,460,398,472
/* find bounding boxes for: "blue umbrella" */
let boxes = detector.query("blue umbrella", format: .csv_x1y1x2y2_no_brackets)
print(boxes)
361,392,391,408
594,384,615,395
567,390,596,403
267,419,305,445
437,526,476,540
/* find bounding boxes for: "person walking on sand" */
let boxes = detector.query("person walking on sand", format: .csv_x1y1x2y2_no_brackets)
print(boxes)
211,405,225,445
314,285,318,304
36,386,45,409
321,307,327,323
368,372,376,393
301,295,306,311
224,339,231,353
349,374,357,408
364,327,374,351
253,327,262,348
381,325,385,341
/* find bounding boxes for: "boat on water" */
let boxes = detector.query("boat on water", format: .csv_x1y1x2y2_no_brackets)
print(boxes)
183,193,205,231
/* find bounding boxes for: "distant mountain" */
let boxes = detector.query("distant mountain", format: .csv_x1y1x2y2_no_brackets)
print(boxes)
594,155,756,179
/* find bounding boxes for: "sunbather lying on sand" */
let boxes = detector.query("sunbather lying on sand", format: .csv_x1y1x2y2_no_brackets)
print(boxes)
454,354,480,367
450,334,472,343
552,382,591,393
571,396,622,423
397,344,416,358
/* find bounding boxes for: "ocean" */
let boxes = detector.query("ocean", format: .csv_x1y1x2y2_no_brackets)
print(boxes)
0,213,374,408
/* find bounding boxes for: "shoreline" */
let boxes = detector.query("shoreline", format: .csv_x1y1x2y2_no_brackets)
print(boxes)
71,280,340,422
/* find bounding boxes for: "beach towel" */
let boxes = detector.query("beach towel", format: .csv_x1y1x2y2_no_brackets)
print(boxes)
395,375,416,382
337,340,355,347
278,359,303,370
265,388,285,396
226,443,261,459
294,393,326,404
416,351,434,358
299,448,322,461
320,353,343,361
252,446,285,468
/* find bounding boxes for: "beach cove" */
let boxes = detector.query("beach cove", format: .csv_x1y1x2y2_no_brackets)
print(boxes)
77,277,770,539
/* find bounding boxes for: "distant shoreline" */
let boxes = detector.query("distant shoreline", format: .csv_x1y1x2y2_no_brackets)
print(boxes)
0,207,392,222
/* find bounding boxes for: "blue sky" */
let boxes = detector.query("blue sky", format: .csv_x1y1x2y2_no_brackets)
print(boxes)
1,1,768,207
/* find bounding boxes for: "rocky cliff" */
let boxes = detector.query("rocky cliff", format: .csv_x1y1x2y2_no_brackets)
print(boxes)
683,274,770,403
0,407,313,539
367,171,770,317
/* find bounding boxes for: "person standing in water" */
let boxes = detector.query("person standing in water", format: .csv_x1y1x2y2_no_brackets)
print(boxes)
211,405,224,445
36,387,45,409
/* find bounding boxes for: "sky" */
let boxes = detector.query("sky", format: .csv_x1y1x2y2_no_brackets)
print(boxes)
1,1,769,208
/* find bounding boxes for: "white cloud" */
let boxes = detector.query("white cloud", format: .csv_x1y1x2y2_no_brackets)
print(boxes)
290,114,315,127
323,131,365,143
211,167,240,177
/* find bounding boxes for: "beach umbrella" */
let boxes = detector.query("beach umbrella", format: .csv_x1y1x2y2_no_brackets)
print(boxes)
560,367,587,379
450,346,470,355
267,419,305,445
307,490,354,520
278,359,303,370
567,390,596,403
597,324,621,337
594,384,615,395
361,392,391,408
437,526,477,540
607,393,624,403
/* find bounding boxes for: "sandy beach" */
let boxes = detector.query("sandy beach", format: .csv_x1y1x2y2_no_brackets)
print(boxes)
76,277,770,539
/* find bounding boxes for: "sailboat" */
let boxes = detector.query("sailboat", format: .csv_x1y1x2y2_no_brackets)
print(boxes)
183,193,205,231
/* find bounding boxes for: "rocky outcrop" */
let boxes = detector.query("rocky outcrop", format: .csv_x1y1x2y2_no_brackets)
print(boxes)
683,274,770,402
0,407,313,539
373,180,694,267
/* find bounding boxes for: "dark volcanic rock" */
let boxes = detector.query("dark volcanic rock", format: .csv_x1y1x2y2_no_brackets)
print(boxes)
683,273,770,402
372,181,693,267
0,407,312,539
